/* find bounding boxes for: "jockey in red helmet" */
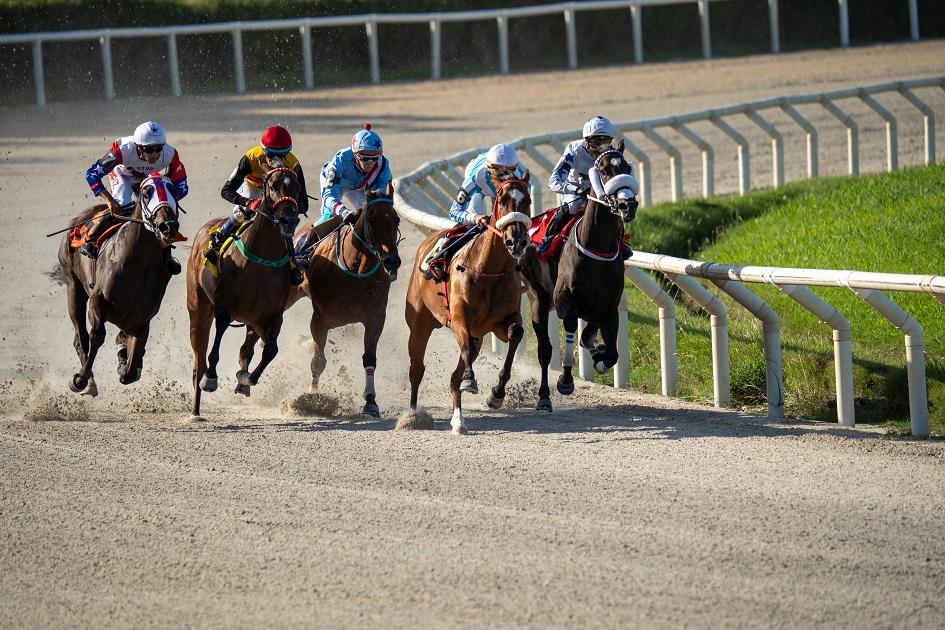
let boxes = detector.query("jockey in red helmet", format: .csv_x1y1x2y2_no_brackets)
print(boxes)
205,125,310,285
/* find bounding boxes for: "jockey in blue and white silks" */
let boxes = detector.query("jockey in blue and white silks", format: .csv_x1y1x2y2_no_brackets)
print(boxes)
537,115,630,254
447,143,526,225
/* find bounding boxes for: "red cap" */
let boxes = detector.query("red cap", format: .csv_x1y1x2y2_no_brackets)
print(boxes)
260,125,292,152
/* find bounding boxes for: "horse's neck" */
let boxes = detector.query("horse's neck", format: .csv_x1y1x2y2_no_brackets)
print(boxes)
242,214,286,257
576,201,620,251
466,229,512,272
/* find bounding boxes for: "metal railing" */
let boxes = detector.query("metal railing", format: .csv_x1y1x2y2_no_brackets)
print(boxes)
1,0,928,106
392,76,945,437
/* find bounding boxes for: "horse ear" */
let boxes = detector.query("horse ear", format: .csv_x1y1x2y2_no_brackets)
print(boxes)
618,139,626,154
522,169,530,184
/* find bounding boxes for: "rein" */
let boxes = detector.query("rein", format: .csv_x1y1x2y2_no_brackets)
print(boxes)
230,166,299,269
335,197,392,278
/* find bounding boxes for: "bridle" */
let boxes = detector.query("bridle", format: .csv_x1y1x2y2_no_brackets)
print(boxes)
122,175,180,244
486,178,531,238
336,196,402,278
259,166,300,230
588,149,637,216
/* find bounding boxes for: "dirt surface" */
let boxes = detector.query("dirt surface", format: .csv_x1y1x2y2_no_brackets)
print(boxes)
2,42,945,628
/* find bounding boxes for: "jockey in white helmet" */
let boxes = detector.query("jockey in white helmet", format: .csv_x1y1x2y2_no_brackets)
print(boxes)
537,115,627,254
81,121,188,273
420,143,525,280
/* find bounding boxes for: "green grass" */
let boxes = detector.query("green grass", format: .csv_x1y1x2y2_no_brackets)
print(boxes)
622,164,945,435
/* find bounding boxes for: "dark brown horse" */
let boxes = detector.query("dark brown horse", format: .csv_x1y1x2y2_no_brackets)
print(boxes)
520,143,638,411
405,176,531,434
58,173,182,396
285,184,402,417
187,166,302,418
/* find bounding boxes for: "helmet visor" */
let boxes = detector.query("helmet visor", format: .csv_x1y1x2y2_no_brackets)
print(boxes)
585,135,613,150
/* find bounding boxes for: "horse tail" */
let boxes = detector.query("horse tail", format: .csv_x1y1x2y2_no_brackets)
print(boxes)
46,263,66,286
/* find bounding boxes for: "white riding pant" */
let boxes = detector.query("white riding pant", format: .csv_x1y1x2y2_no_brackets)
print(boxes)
558,193,587,215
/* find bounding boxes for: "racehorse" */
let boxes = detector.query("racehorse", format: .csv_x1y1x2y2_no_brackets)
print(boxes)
405,176,532,434
285,184,402,417
519,142,638,411
186,165,302,418
58,173,182,396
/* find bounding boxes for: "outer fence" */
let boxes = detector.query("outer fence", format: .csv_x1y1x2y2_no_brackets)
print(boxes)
392,76,945,437
0,0,928,106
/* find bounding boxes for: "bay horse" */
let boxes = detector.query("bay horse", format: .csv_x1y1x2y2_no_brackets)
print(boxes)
186,165,302,418
405,176,531,434
58,172,182,396
519,143,639,411
285,184,402,417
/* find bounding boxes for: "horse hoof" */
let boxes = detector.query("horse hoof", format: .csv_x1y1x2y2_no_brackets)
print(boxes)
362,402,380,417
189,415,207,423
537,398,553,412
69,374,87,393
556,376,574,396
451,425,468,436
594,360,608,374
199,375,218,392
119,368,142,385
486,389,505,409
81,379,99,397
459,378,478,394
236,370,254,387
234,383,251,397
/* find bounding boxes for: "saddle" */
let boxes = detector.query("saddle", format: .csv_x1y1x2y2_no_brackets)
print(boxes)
69,209,125,250
203,221,253,278
528,208,582,262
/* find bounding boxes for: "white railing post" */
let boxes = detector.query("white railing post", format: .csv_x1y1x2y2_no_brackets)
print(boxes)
429,19,441,80
711,115,751,196
822,98,859,175
300,25,314,89
366,20,380,84
768,0,780,53
642,125,683,201
549,311,561,370
32,39,45,107
860,93,898,172
564,8,578,70
497,16,510,74
698,0,711,59
167,33,181,97
100,34,114,101
838,0,850,48
578,319,594,381
746,108,784,188
900,88,936,165
232,29,246,94
625,266,677,396
781,104,818,178
674,122,714,198
630,4,643,64
615,289,629,389
908,0,919,41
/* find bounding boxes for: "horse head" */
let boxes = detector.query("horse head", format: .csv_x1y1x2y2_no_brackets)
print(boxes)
362,181,402,280
492,172,532,261
261,166,302,238
591,141,640,222
139,172,180,245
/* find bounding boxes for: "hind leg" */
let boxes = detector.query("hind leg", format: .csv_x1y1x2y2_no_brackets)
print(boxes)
361,313,386,417
65,276,97,396
488,315,524,410
406,308,436,411
243,315,284,387
592,312,620,373
71,295,107,394
580,320,599,351
529,291,554,411
556,296,578,396
119,324,149,385
309,316,328,393
204,307,232,391
234,330,259,397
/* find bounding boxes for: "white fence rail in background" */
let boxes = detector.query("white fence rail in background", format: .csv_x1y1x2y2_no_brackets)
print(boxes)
0,0,929,106
393,76,945,437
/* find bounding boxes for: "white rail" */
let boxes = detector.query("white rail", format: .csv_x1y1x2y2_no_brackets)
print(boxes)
393,76,945,437
0,0,929,105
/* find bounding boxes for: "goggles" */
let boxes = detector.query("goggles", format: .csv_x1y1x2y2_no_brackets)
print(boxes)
356,153,382,166
141,144,164,154
487,165,516,181
584,135,612,148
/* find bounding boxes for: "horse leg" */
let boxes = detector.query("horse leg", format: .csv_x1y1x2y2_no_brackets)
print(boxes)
406,309,435,411
309,316,328,393
529,291,554,412
448,357,468,435
188,292,213,417
487,315,524,410
593,311,621,373
361,316,385,417
203,307,232,393
65,275,96,396
118,324,149,385
580,320,600,351
234,330,259,397
455,331,479,395
244,315,284,387
556,297,578,396
71,295,107,394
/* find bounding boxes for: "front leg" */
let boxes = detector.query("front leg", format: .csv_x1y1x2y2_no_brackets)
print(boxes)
556,296,578,396
119,324,150,385
529,290,554,411
487,315,524,409
361,314,386,417
202,307,232,392
593,311,621,373
234,330,259,396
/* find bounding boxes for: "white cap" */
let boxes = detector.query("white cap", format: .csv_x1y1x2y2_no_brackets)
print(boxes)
485,143,517,168
134,121,166,146
582,115,616,139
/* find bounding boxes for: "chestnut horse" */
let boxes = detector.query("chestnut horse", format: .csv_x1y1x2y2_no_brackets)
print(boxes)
58,173,182,396
187,166,302,418
285,184,402,417
405,176,531,434
519,143,638,411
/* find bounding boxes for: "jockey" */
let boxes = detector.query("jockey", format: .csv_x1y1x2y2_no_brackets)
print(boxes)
294,124,392,259
204,125,310,286
536,115,623,255
419,143,524,280
81,121,188,274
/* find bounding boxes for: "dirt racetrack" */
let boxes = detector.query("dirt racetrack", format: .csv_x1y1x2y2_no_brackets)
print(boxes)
2,42,945,628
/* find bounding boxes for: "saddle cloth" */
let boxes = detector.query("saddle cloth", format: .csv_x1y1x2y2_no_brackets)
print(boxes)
203,221,252,278
527,208,582,262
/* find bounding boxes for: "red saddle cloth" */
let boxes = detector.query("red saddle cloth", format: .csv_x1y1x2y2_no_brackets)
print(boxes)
528,208,582,262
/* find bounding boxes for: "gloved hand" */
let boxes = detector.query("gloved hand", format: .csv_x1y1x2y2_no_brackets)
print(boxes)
340,208,357,225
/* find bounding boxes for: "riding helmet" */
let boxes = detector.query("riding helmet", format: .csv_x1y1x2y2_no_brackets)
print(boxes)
134,121,166,146
351,123,383,154
485,143,518,168
582,115,617,140
261,125,293,154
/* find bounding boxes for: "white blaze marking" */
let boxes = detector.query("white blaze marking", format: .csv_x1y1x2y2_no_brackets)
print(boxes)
610,157,621,167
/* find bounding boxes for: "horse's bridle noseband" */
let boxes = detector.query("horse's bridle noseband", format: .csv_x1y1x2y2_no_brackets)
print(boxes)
589,149,637,217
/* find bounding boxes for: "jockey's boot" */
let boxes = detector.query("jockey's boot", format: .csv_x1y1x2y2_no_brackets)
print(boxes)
284,236,304,286
294,227,317,267
419,237,447,280
162,247,182,275
78,214,116,259
536,207,569,256
204,216,239,264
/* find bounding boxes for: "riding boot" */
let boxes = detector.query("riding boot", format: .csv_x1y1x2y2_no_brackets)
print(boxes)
204,215,240,264
294,227,317,266
162,246,182,275
284,236,304,285
536,207,569,255
78,213,116,259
